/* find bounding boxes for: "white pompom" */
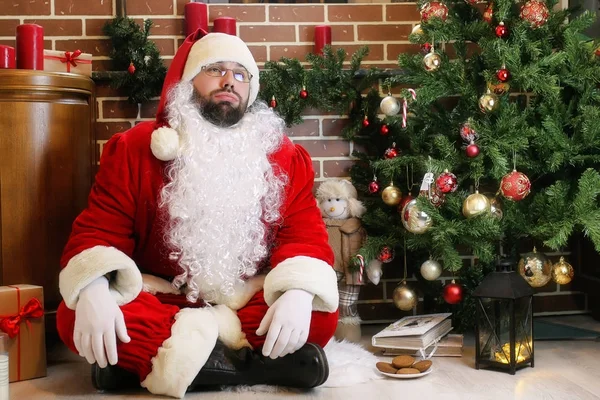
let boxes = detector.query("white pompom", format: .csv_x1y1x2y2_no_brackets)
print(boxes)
150,127,180,161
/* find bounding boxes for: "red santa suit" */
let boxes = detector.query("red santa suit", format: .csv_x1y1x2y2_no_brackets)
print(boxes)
56,29,339,398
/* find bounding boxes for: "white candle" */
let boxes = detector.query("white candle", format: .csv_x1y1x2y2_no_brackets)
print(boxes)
0,353,8,400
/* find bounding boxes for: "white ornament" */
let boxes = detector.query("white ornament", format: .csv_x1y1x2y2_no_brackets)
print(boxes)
420,259,442,281
366,259,383,285
380,95,401,116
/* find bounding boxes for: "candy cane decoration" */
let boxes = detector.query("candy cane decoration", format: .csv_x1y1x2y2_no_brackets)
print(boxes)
402,88,417,128
356,254,365,283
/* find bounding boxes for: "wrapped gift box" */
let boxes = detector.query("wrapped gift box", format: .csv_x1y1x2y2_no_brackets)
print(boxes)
0,285,46,382
43,49,92,76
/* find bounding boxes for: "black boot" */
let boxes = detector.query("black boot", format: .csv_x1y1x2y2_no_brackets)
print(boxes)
91,363,140,392
189,340,329,390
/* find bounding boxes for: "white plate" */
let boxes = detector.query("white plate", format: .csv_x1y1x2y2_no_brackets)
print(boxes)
377,366,433,379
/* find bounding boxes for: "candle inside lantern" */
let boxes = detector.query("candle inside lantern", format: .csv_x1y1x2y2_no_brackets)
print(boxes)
184,1,208,37
16,23,44,70
493,341,532,364
0,45,16,69
213,17,237,36
314,25,332,55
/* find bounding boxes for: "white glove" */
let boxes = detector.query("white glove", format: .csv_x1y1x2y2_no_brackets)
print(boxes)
256,289,314,359
74,276,131,368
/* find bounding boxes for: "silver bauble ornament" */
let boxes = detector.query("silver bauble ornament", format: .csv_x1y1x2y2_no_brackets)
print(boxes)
380,95,401,116
551,256,574,285
518,247,552,287
420,259,442,281
489,196,503,220
401,198,432,234
423,52,442,71
393,282,417,311
462,190,491,218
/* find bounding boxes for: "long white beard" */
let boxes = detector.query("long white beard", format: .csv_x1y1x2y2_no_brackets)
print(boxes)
160,81,286,303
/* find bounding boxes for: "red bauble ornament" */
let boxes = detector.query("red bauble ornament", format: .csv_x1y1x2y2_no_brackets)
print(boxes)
299,86,308,99
384,145,399,159
378,246,395,263
520,0,549,28
362,116,370,127
500,170,531,201
466,141,480,158
398,194,414,215
380,124,389,135
270,96,277,108
495,22,509,38
596,48,600,57
128,62,136,75
421,42,432,55
483,3,493,24
420,184,445,208
443,280,464,304
420,1,449,22
460,121,478,142
496,66,510,82
436,170,458,193
368,178,380,194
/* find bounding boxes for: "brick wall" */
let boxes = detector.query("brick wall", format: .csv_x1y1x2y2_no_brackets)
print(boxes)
0,0,588,323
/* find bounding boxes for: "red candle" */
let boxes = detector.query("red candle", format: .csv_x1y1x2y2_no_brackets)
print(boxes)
0,45,16,69
16,24,44,70
184,1,208,37
314,25,332,55
213,17,237,36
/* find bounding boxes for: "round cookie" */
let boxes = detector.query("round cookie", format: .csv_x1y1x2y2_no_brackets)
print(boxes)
412,359,433,372
397,368,421,375
392,355,415,369
376,362,398,374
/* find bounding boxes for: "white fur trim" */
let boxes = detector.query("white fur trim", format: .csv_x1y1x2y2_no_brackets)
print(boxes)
209,305,251,350
181,33,259,108
263,256,339,312
141,308,218,399
151,127,180,161
59,246,143,310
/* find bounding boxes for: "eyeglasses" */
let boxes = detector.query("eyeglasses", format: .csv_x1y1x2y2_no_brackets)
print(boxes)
201,63,252,83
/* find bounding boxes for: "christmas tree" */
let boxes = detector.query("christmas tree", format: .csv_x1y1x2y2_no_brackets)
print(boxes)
103,17,166,104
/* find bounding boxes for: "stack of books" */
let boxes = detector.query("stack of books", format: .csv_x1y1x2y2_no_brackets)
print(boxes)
372,313,463,357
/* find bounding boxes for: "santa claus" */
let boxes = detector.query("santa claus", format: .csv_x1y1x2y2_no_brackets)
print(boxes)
56,29,339,398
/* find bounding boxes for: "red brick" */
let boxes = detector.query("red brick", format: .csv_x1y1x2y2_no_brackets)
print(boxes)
386,4,422,22
299,24,354,43
92,59,112,72
328,5,383,22
102,100,140,119
127,0,174,16
270,6,324,23
208,5,266,22
55,0,111,16
55,39,111,56
248,45,267,63
301,107,339,117
96,82,127,97
0,19,19,37
24,19,83,37
149,38,176,56
323,160,355,178
295,139,350,157
85,18,111,37
358,24,412,42
312,160,321,179
140,100,160,119
95,122,133,140
322,118,349,137
239,26,295,43
388,43,422,61
270,44,313,61
338,44,384,62
0,0,50,15
148,18,184,35
287,119,319,137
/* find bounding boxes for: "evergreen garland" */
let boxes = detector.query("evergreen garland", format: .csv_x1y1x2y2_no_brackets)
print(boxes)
103,17,167,104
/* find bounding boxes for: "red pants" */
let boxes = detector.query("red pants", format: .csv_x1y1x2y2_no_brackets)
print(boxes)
57,290,338,381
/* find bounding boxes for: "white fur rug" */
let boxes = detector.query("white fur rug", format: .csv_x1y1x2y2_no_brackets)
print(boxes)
227,339,382,393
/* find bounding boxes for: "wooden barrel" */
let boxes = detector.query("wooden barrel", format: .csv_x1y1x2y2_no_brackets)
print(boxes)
0,70,95,325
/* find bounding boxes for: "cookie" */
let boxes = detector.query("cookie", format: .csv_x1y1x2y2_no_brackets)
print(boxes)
412,360,432,372
376,362,398,374
397,368,421,375
392,355,415,369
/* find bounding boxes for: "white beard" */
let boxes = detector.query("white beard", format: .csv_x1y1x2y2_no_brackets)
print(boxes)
160,81,286,304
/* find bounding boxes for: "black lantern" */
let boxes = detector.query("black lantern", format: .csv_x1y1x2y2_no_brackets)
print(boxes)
472,258,535,375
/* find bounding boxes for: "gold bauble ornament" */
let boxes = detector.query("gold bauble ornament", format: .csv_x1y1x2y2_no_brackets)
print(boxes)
462,190,491,218
518,247,552,287
401,198,432,234
489,196,503,220
479,89,499,113
411,24,424,36
423,52,442,71
393,281,417,311
380,95,401,116
382,183,402,206
551,256,574,285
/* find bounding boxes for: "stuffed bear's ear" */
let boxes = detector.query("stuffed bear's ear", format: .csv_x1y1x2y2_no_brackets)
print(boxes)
347,198,366,218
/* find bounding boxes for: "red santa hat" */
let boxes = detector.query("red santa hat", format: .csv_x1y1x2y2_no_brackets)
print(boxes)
150,29,260,162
